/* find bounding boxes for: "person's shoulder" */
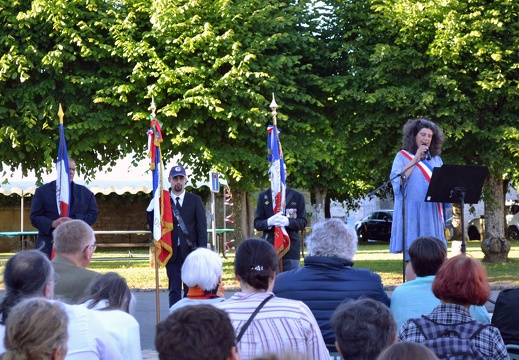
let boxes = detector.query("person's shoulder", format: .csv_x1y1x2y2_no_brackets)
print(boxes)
258,188,270,196
35,180,55,191
272,296,314,315
287,187,304,195
185,191,202,200
72,182,93,193
275,268,302,281
98,308,139,327
351,266,384,278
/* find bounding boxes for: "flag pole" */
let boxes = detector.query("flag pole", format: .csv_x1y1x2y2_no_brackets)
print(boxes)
269,94,284,272
150,97,161,325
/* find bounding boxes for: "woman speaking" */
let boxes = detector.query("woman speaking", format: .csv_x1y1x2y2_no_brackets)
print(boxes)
390,118,448,264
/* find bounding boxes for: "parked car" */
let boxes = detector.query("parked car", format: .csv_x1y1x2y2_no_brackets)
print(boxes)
467,216,485,240
354,210,393,242
467,201,519,240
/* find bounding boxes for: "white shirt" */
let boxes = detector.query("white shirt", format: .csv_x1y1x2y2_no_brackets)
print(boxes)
63,303,123,360
171,191,185,207
171,191,185,245
0,303,123,360
79,300,141,360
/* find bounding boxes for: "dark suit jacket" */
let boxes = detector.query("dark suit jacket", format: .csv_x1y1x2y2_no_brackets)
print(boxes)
254,187,307,260
30,181,98,243
147,190,207,262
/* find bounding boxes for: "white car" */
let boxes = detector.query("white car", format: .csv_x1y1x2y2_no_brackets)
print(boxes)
467,201,519,240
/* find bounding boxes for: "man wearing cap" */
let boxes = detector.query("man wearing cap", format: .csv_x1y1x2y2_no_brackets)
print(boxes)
148,165,207,306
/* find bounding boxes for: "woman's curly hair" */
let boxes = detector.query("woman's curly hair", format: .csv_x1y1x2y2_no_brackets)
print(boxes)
402,118,445,157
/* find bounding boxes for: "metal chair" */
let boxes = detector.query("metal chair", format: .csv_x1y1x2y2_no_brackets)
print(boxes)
507,344,519,360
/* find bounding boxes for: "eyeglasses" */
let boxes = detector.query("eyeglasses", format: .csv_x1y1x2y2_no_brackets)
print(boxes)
83,243,97,253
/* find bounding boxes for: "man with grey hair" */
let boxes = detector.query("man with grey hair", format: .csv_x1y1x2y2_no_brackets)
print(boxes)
51,219,100,304
273,218,390,345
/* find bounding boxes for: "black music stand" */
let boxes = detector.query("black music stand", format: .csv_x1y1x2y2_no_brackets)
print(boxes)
425,164,488,253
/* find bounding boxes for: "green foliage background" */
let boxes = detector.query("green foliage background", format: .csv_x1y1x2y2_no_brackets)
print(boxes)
2,0,519,246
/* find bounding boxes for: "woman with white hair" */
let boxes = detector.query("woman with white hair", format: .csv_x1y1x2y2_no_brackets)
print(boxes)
169,248,225,313
273,218,390,345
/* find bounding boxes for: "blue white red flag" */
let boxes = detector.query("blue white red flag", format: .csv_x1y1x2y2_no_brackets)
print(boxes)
146,119,173,266
56,122,70,218
267,125,290,258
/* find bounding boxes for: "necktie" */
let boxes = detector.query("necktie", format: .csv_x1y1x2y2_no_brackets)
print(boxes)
174,197,181,246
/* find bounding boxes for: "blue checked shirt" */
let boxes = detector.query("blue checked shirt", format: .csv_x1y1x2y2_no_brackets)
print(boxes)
399,303,508,359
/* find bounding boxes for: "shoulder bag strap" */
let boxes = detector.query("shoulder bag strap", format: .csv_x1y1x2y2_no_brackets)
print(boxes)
171,201,194,248
236,294,274,343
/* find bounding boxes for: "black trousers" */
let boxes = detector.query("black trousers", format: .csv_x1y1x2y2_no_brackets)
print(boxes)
165,245,188,307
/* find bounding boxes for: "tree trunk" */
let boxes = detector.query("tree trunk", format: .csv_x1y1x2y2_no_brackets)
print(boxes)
481,174,510,263
231,189,254,249
313,186,327,223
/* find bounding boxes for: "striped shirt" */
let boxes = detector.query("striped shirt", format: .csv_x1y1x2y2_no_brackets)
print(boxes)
216,291,329,360
399,303,508,359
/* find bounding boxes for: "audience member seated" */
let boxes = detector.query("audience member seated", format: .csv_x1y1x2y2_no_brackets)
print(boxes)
155,304,239,360
52,219,100,304
2,298,68,360
391,236,490,330
216,238,329,360
491,288,519,346
376,342,438,360
169,248,225,313
80,272,141,360
331,297,397,360
399,255,508,359
0,250,122,359
273,218,390,344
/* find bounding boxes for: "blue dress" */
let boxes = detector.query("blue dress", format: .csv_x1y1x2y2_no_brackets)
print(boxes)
390,151,447,259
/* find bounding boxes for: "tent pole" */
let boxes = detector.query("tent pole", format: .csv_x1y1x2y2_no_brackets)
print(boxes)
21,191,24,231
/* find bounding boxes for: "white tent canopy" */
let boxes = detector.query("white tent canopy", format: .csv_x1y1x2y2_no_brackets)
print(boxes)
1,155,229,233
1,154,228,197
1,154,153,197
0,179,153,196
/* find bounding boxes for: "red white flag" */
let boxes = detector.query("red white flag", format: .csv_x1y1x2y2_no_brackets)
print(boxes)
267,125,290,258
56,121,70,218
147,118,173,265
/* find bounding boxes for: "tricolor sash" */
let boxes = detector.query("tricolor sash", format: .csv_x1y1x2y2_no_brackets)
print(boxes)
400,150,445,227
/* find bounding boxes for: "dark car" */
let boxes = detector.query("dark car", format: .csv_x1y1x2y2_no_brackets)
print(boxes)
354,210,393,242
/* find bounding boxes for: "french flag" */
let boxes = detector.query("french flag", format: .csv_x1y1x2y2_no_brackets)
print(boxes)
147,119,173,265
56,121,70,218
267,125,290,258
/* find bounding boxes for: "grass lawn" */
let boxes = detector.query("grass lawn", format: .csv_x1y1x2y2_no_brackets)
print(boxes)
0,240,518,290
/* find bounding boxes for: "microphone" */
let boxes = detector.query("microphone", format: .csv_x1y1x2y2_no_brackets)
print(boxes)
422,143,432,160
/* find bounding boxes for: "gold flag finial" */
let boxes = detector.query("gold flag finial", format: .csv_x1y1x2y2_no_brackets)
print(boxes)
58,103,64,125
270,93,278,127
